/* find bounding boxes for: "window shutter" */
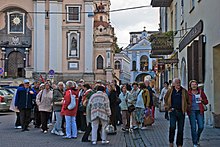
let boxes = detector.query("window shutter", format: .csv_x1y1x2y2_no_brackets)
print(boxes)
198,35,205,83
187,45,192,83
192,40,199,81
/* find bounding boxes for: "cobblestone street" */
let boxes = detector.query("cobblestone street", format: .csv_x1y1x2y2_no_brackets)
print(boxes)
1,109,220,147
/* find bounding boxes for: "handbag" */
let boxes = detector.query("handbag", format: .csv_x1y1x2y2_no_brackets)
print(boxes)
105,124,115,134
203,104,208,111
67,90,76,110
128,104,135,113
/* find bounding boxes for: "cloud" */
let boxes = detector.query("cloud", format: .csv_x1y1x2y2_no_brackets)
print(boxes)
110,0,159,48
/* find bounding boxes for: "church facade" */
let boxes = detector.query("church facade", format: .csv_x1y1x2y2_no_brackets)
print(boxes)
124,29,158,83
0,0,115,83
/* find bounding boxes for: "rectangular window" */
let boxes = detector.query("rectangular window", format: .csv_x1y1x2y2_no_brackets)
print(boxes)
8,12,25,34
66,6,81,22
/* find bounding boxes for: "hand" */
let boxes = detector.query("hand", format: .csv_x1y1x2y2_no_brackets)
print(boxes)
29,91,34,94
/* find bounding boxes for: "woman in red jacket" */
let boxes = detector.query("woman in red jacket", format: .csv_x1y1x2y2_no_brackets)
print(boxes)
61,81,79,139
188,80,208,147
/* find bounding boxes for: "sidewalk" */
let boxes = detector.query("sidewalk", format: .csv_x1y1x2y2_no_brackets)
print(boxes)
0,110,220,147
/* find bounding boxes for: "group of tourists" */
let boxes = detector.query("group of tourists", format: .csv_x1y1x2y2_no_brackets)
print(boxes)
10,77,208,147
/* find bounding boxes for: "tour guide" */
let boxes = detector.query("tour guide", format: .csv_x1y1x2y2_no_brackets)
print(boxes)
164,78,191,147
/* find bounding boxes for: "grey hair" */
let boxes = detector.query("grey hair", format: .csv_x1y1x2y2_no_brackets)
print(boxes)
58,82,65,87
172,78,181,84
66,81,74,88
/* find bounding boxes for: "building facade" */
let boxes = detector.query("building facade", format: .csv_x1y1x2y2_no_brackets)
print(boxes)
151,0,220,126
0,0,115,83
124,29,157,83
114,51,131,84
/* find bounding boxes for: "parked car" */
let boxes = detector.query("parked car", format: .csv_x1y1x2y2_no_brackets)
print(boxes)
0,88,13,111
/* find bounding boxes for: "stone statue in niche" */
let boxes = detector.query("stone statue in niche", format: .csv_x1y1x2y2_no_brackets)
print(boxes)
69,35,77,56
95,2,106,12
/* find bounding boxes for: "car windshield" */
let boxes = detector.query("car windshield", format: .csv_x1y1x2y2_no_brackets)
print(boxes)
0,89,10,95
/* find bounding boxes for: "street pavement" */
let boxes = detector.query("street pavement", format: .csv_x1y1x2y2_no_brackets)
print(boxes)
0,110,220,147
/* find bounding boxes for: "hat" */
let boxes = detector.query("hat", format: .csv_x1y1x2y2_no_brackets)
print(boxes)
23,79,30,84
39,83,45,88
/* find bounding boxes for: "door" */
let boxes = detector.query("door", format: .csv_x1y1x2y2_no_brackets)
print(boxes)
7,51,25,77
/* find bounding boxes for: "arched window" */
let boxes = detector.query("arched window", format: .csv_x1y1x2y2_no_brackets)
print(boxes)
132,61,136,71
140,55,148,71
115,61,121,70
97,55,104,69
100,16,103,21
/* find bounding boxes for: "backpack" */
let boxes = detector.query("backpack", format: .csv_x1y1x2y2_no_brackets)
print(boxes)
67,90,76,110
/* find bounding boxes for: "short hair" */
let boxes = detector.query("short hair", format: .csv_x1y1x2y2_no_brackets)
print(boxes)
139,82,146,90
97,85,105,92
126,83,132,91
164,81,169,86
66,81,74,88
172,78,181,84
83,84,91,90
189,80,198,90
132,82,138,86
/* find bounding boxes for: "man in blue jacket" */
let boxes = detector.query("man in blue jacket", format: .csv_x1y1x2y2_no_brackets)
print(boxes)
15,79,36,131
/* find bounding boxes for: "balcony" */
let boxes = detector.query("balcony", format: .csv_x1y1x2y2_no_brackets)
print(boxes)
151,0,173,7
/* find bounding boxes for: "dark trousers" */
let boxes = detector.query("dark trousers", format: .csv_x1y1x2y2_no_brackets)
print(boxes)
40,111,50,131
82,123,102,142
169,110,185,146
19,108,31,130
76,111,87,131
15,112,21,127
116,105,122,125
110,106,117,130
34,106,41,127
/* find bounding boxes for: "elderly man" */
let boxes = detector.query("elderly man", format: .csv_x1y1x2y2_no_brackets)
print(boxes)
164,78,191,147
87,85,111,145
15,79,36,131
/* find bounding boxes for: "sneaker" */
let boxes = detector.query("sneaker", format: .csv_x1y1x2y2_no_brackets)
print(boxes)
54,130,59,135
58,131,64,136
44,130,48,134
63,136,71,139
51,129,55,134
71,137,77,139
92,141,97,145
102,140,110,144
193,145,197,147
141,126,147,130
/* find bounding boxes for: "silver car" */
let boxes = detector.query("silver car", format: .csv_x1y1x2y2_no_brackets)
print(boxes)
0,89,13,111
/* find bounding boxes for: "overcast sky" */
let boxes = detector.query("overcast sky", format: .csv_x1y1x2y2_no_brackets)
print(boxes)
110,0,159,48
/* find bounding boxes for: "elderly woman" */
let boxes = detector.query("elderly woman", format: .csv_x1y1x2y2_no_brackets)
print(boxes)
36,82,53,133
51,82,65,136
61,81,79,139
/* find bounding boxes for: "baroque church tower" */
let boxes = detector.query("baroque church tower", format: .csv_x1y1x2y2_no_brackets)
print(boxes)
93,0,116,82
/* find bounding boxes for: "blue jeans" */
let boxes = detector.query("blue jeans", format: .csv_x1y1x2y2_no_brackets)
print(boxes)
189,110,204,145
65,116,77,138
169,110,185,146
53,111,62,131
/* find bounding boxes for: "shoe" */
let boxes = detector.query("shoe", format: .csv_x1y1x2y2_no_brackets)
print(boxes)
44,130,48,134
15,126,22,129
193,145,197,147
78,130,85,134
63,136,71,139
58,131,64,136
25,128,29,131
51,129,55,134
71,137,77,139
54,130,59,135
21,129,25,132
121,128,126,132
170,143,174,147
141,127,147,130
133,126,138,130
92,141,97,145
102,140,110,144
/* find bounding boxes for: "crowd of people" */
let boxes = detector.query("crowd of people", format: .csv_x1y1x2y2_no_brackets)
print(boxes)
9,78,208,147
